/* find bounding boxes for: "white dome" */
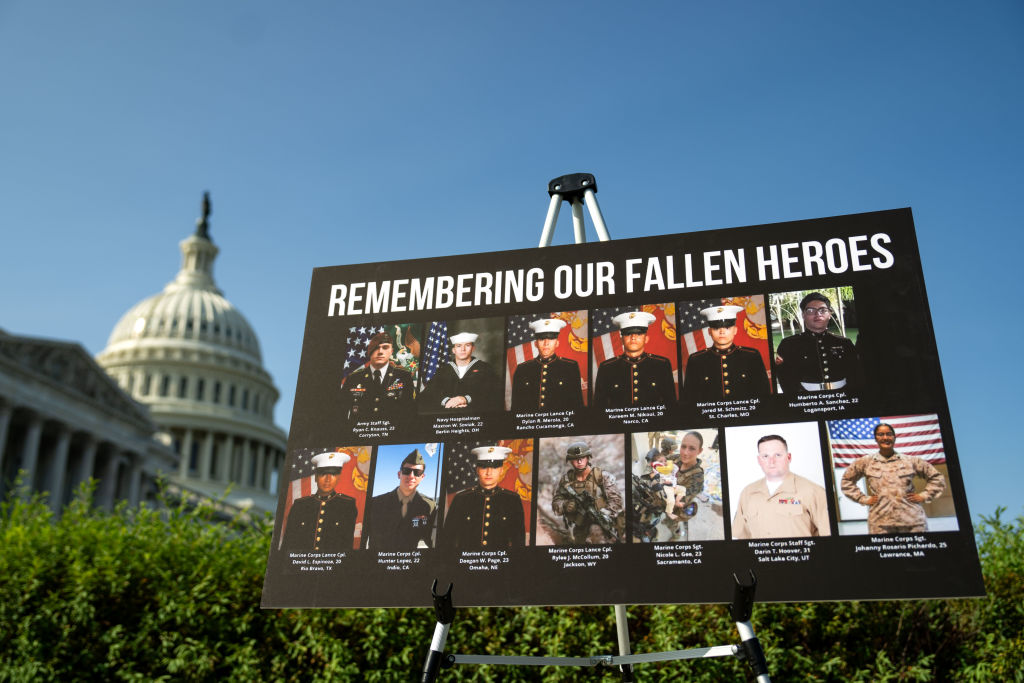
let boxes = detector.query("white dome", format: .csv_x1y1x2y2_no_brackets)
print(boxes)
106,274,262,362
96,198,286,514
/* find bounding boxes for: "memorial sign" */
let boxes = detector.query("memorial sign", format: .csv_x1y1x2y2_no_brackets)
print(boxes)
261,208,984,608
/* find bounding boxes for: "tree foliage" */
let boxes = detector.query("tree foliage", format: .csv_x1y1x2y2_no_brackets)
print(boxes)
0,483,1019,681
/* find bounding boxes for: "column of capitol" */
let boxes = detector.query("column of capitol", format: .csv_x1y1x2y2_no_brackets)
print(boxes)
0,328,175,511
96,194,287,514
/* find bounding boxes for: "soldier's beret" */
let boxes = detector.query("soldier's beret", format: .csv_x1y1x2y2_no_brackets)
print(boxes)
367,331,394,357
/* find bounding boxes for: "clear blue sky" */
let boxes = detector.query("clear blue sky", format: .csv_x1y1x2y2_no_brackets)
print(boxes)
1,2,1021,521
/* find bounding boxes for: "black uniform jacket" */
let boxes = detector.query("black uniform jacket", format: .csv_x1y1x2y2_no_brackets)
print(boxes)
281,492,357,553
775,331,863,393
683,345,769,401
442,485,525,551
366,488,436,550
418,359,502,412
592,353,677,409
510,355,584,412
340,363,415,422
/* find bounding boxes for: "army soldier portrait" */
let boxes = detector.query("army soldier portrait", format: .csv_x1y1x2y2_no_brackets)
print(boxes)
339,331,415,423
551,441,625,544
510,318,584,412
683,305,770,402
365,449,436,550
840,423,946,534
281,451,358,553
731,432,832,540
441,446,525,551
592,311,677,410
419,332,503,413
774,292,863,394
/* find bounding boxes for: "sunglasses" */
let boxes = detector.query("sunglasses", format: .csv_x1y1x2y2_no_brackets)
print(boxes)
401,467,425,476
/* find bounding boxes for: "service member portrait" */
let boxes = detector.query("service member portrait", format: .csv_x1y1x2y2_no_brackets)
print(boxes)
507,315,585,413
535,434,626,545
630,429,725,543
279,451,360,554
680,301,770,403
726,422,833,540
363,444,442,550
418,319,504,414
828,416,956,536
439,445,528,551
338,329,416,426
771,290,864,394
591,307,678,411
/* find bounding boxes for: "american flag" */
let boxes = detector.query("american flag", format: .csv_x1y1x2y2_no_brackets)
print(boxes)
678,296,771,382
591,304,679,392
419,320,449,390
441,439,533,531
280,446,369,550
590,306,636,366
504,312,589,408
341,325,385,381
827,415,945,467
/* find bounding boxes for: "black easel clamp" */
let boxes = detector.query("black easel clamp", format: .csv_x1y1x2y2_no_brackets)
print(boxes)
730,571,771,682
420,580,456,683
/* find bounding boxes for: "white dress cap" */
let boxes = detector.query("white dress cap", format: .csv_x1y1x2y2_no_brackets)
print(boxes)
699,305,744,323
528,318,567,336
449,332,479,344
611,311,656,331
471,445,512,464
311,451,351,471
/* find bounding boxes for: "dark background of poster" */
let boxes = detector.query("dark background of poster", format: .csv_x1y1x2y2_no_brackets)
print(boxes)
262,209,984,608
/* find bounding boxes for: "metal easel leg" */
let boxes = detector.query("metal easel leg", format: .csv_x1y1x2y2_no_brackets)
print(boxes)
613,604,636,681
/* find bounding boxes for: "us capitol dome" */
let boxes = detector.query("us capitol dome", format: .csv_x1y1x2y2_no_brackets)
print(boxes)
97,194,286,513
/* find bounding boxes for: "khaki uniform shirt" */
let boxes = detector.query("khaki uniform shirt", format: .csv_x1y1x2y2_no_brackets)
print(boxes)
840,452,945,533
732,472,831,539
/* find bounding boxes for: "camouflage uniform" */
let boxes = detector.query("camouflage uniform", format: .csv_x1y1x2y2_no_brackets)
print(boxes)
841,452,945,534
674,459,705,517
552,467,624,544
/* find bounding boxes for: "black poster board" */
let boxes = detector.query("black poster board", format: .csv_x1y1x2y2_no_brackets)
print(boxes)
261,208,984,608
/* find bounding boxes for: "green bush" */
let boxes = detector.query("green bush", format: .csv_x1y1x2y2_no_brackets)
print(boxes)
0,484,1020,681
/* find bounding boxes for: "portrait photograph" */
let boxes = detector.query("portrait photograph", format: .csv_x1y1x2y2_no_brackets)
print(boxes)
724,422,832,540
769,288,863,395
629,428,725,543
590,304,679,409
826,414,958,536
362,442,444,551
536,433,626,546
504,310,588,412
417,316,506,414
437,439,533,550
277,446,371,552
338,323,422,425
677,295,771,403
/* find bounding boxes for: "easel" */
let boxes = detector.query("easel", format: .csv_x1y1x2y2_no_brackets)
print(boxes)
420,174,771,682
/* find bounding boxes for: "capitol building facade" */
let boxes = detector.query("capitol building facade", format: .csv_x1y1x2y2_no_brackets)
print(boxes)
0,196,287,514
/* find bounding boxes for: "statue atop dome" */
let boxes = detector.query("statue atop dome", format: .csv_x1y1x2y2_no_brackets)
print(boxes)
195,191,212,240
